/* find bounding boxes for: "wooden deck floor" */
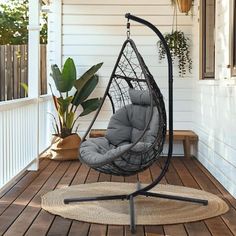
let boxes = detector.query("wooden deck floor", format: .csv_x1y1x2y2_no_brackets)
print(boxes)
0,157,236,236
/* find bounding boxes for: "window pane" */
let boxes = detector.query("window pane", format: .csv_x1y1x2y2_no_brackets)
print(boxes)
205,0,215,74
201,0,215,79
233,0,236,75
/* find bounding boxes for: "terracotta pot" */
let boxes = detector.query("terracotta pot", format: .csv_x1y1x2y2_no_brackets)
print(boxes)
49,134,81,161
176,0,192,14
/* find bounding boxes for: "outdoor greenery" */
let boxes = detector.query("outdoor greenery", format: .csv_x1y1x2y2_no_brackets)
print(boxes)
0,0,47,44
157,30,192,77
50,58,103,138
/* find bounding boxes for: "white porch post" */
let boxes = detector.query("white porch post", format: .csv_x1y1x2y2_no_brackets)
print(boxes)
28,0,41,170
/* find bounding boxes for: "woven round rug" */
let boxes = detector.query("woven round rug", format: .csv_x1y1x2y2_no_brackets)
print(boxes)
41,182,228,225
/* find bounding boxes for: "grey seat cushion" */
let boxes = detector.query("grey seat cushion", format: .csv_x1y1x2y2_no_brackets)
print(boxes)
80,137,152,167
80,89,159,167
105,89,159,146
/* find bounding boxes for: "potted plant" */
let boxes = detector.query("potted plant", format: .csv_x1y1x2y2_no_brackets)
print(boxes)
171,0,193,14
49,58,103,161
157,30,192,77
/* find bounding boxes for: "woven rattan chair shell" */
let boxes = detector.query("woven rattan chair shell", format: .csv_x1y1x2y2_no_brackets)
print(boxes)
80,39,167,176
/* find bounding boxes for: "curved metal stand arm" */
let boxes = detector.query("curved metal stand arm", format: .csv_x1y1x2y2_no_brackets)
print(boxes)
124,13,173,194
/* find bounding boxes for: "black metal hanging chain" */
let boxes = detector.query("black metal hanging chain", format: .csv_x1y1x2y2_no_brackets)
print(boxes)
127,19,131,39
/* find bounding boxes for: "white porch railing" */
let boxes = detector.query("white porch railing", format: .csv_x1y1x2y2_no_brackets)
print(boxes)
0,95,53,189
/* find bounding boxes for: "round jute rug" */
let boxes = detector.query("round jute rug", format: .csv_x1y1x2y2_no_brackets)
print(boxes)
41,182,229,225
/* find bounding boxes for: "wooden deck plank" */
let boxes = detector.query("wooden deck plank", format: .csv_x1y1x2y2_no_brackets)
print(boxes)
163,224,187,236
47,216,72,236
4,161,72,236
124,173,145,235
47,162,89,235
25,162,81,236
89,224,107,236
182,158,236,236
149,160,188,236
1,158,236,236
162,159,212,236
107,225,124,236
0,159,49,214
86,169,110,236
125,225,144,236
0,161,59,235
173,158,235,236
0,172,29,199
144,225,165,236
68,167,100,236
194,159,236,210
68,221,90,236
138,168,165,236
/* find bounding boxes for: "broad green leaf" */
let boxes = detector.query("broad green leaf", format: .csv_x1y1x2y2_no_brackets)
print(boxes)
20,82,28,96
51,58,76,93
74,62,103,94
57,96,73,117
50,65,63,91
62,58,76,90
80,98,102,117
72,75,99,106
66,112,75,129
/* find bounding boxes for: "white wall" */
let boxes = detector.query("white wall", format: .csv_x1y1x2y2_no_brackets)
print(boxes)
60,0,195,155
192,0,236,198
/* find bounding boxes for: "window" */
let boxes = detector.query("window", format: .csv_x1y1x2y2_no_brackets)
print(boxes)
200,0,216,79
231,0,236,76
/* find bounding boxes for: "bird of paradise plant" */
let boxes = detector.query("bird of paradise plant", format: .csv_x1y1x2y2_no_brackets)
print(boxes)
50,58,103,139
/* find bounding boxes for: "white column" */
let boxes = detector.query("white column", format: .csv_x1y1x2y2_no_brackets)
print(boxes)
27,0,41,170
47,0,62,93
54,0,62,68
28,0,40,98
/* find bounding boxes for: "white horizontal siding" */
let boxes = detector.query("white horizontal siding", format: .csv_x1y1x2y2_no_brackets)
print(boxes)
63,5,185,15
63,0,182,5
63,15,192,26
59,0,195,155
63,25,193,36
192,0,236,198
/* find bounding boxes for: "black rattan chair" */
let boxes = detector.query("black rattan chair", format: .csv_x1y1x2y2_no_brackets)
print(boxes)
64,14,208,233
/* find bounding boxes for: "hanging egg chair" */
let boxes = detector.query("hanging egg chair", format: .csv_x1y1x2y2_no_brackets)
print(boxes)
79,38,167,176
64,13,208,233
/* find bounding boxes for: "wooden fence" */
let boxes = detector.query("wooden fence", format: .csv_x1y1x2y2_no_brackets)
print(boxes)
0,44,47,102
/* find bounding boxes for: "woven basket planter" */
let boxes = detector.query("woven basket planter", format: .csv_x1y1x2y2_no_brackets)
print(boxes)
49,134,81,161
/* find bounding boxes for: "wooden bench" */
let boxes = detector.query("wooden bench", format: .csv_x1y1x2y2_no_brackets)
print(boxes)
89,129,198,158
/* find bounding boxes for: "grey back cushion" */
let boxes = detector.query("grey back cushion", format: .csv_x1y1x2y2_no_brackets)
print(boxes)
105,89,159,146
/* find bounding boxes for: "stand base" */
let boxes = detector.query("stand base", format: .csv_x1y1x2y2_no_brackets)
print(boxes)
64,186,208,234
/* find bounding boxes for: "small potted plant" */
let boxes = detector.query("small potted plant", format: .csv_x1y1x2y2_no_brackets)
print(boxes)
49,58,103,160
171,0,193,15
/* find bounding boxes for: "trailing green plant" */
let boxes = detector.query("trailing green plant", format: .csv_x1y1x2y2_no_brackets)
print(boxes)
157,30,192,77
50,58,103,138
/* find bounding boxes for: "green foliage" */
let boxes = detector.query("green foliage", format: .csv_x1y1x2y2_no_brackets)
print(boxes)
50,58,103,138
51,58,76,93
20,82,28,96
74,63,103,94
80,98,102,117
157,30,192,77
0,0,47,45
72,75,99,106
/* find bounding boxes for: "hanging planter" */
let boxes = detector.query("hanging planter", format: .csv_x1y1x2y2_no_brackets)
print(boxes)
177,0,192,13
157,3,192,77
171,0,193,14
